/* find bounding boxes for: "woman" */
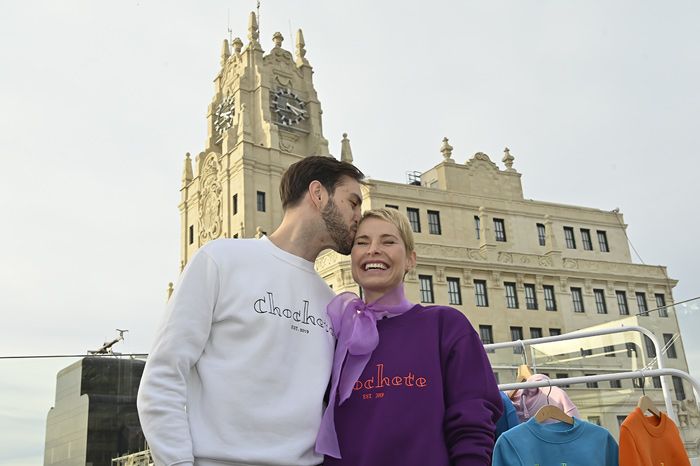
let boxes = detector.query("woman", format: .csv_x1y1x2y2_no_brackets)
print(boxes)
316,208,503,466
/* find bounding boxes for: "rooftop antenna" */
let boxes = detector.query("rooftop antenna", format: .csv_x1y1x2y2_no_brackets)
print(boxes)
227,9,233,43
256,0,261,32
88,329,129,355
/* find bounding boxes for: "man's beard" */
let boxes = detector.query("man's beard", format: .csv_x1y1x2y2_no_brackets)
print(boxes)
321,199,355,255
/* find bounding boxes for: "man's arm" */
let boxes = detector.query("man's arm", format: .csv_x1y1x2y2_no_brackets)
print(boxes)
137,249,220,466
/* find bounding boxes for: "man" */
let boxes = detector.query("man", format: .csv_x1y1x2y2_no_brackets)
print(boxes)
137,156,365,466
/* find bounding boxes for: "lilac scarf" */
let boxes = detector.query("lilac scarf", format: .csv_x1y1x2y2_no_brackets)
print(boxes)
315,284,415,458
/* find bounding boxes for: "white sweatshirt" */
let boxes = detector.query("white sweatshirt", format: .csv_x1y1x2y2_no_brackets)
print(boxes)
137,237,336,466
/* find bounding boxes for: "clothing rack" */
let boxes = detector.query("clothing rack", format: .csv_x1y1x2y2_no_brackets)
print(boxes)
483,325,700,425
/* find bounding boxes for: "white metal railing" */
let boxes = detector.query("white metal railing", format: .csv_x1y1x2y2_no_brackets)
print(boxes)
483,325,699,424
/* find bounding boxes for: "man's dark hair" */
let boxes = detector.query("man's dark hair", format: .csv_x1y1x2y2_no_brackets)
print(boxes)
279,155,365,210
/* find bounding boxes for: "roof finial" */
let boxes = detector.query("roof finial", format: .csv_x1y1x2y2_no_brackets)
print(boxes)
182,152,194,186
272,31,283,48
440,137,454,163
232,37,243,56
248,11,260,44
502,147,515,171
220,39,231,65
296,29,308,65
341,133,353,164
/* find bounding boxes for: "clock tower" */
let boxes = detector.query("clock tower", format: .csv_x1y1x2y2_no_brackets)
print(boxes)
179,11,331,268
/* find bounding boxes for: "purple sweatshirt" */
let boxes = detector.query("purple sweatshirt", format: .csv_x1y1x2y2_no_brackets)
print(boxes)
323,304,502,466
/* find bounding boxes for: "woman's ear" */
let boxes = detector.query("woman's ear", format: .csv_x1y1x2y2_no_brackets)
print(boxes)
405,250,417,272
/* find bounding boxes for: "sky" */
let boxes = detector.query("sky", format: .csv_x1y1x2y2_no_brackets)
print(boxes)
1,1,699,464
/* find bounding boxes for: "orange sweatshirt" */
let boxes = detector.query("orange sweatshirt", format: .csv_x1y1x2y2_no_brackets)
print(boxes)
619,407,689,466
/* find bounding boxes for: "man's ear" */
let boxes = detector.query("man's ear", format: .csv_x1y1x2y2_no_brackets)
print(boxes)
308,180,325,208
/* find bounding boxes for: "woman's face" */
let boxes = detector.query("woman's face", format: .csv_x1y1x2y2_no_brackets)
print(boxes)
351,217,416,302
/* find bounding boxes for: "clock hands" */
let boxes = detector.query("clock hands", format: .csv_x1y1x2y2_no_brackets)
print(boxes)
286,102,306,117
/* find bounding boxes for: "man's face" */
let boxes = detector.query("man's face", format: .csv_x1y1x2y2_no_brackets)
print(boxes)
321,177,363,255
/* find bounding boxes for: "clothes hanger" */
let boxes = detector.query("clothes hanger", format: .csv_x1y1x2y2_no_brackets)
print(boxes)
534,379,574,425
637,373,661,418
509,341,533,400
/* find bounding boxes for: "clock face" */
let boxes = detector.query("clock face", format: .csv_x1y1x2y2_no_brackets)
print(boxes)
271,88,307,126
214,95,235,135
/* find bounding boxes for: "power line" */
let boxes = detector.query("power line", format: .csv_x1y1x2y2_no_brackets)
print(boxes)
0,353,148,360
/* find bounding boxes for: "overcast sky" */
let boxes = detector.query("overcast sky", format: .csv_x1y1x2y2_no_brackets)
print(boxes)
1,1,699,464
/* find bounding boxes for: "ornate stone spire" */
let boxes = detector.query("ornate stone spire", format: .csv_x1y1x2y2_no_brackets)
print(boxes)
440,137,454,163
220,39,230,65
502,147,515,171
247,11,260,45
340,133,353,164
272,32,283,48
232,37,243,56
296,29,309,66
182,152,193,186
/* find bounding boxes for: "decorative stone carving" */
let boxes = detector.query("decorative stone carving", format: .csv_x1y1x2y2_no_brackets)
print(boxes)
198,154,223,244
563,258,579,269
498,252,513,264
538,256,554,267
406,268,418,282
502,147,515,171
435,267,445,283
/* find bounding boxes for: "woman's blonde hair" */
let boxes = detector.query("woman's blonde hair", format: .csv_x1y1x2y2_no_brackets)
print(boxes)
359,208,415,253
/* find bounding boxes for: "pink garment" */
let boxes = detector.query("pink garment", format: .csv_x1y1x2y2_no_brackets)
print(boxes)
510,374,580,423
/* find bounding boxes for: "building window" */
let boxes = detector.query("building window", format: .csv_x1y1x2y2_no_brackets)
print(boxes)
564,227,576,249
673,376,686,401
524,284,538,310
447,277,462,305
588,416,601,426
256,191,266,212
427,210,441,235
385,204,399,210
585,374,599,388
610,379,622,389
493,218,507,242
594,289,607,314
474,280,489,307
571,287,585,313
644,335,657,358
581,348,593,357
616,291,629,315
536,223,546,246
581,229,593,250
510,326,524,353
419,275,434,303
479,325,494,346
188,225,194,245
597,230,610,252
543,285,557,311
617,416,628,428
636,292,649,316
604,345,616,357
626,343,638,358
664,333,678,359
655,293,668,317
530,327,543,340
232,194,238,215
504,282,519,309
652,377,662,389
549,328,561,336
407,208,421,233
474,215,481,239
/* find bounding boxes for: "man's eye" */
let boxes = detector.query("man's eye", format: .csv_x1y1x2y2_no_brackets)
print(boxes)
355,241,368,245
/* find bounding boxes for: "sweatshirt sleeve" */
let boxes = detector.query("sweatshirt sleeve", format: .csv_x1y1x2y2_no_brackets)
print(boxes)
137,248,220,466
443,326,503,466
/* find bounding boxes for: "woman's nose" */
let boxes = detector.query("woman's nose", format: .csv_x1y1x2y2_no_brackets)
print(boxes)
367,241,380,255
